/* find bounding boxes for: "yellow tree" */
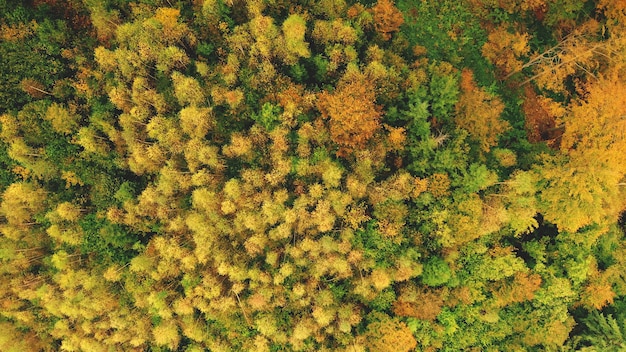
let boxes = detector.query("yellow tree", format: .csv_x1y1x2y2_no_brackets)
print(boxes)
363,314,417,352
277,14,311,65
482,26,530,78
45,103,80,135
538,71,626,232
515,18,626,94
1,182,47,228
171,72,205,106
179,106,214,139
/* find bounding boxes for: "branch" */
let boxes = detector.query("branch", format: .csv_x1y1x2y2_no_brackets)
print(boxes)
25,85,53,96
234,291,251,326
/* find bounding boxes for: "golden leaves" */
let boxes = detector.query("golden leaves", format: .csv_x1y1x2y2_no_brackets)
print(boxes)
482,26,529,77
152,320,180,350
428,173,450,198
1,182,47,226
364,316,417,352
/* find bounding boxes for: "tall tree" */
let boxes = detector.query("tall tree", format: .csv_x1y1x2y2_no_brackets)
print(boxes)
455,69,509,152
317,73,382,156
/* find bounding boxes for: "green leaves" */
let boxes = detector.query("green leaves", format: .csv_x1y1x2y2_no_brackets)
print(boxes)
428,63,459,120
252,102,282,131
460,163,498,193
422,256,452,287
577,311,626,351
79,214,140,265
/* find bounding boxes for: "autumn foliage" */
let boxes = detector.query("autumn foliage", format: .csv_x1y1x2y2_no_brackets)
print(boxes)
482,26,530,77
3,0,626,351
364,315,417,352
317,77,382,156
455,69,509,152
371,0,405,40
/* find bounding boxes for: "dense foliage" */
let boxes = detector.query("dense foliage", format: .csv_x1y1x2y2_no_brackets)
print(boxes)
2,0,626,350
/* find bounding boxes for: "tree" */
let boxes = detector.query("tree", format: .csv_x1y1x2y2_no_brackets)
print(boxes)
516,19,625,94
20,78,51,99
311,19,358,46
364,314,417,352
0,182,46,227
54,202,82,222
500,170,540,235
45,102,80,135
179,106,214,139
455,69,509,152
0,322,45,352
171,72,205,106
371,0,404,41
537,71,626,232
491,272,542,308
422,256,452,287
575,311,626,351
83,0,121,43
76,127,110,155
278,14,311,65
317,74,382,156
482,26,529,78
393,285,444,321
598,0,626,32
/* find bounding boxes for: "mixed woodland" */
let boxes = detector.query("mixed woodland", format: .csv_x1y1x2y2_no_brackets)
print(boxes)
2,0,626,350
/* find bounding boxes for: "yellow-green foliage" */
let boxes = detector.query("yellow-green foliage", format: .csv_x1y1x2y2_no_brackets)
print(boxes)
1,0,626,351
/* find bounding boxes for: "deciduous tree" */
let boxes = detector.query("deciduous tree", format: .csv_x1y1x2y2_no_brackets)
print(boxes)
370,0,404,40
317,74,382,156
455,69,509,152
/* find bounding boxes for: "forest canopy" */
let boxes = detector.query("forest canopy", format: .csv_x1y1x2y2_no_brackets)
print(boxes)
2,0,626,351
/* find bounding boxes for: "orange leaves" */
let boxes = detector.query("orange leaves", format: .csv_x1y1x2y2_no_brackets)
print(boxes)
522,85,561,145
317,78,382,156
371,0,404,40
0,21,34,42
491,272,542,308
482,26,529,77
455,69,509,152
520,0,547,13
580,282,615,310
393,286,444,321
275,84,315,127
20,78,50,99
598,0,626,30
386,126,406,150
428,173,450,197
211,86,245,110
